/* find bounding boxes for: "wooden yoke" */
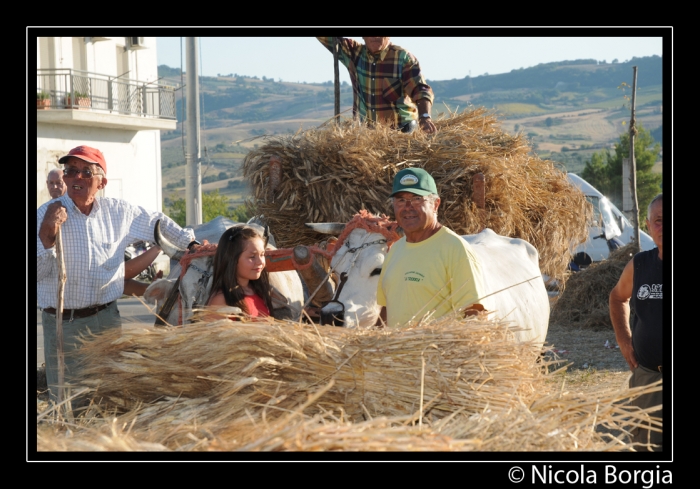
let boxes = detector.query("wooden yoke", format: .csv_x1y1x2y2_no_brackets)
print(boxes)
265,248,296,273
265,245,334,273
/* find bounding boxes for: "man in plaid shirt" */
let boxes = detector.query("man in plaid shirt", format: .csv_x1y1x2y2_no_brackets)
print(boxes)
318,37,437,134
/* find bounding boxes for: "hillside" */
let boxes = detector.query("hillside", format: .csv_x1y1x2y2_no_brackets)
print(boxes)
159,55,663,208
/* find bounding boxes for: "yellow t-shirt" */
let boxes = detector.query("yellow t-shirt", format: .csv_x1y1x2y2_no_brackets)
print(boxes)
377,227,486,327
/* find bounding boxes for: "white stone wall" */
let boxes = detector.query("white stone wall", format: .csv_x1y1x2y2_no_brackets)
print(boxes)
36,124,163,213
36,37,164,212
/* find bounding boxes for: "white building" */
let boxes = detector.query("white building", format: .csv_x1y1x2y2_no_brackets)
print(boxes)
36,36,176,210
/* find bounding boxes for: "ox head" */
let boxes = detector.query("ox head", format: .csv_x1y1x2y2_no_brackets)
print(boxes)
306,212,401,328
148,219,232,324
146,220,215,324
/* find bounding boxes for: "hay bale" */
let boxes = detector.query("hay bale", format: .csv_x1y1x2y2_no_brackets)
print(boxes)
551,243,637,330
243,108,590,281
72,314,546,421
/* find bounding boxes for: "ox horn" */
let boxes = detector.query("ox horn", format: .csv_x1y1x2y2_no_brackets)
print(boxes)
305,222,346,236
154,219,185,261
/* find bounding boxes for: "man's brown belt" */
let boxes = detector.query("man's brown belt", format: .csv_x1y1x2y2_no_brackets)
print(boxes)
43,301,113,320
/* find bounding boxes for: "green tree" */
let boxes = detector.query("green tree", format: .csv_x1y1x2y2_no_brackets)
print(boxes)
164,189,238,227
581,123,662,225
230,203,254,222
202,189,230,223
166,196,187,227
581,150,612,193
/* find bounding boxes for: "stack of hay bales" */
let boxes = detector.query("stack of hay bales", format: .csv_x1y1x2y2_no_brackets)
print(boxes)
550,243,638,329
243,108,590,282
37,315,661,452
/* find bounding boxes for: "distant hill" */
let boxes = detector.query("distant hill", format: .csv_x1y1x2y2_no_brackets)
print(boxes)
159,55,661,123
158,55,663,205
430,56,662,96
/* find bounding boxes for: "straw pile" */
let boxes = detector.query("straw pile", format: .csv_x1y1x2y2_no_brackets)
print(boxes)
243,108,590,282
36,313,662,452
37,310,661,451
550,243,637,330
70,314,545,420
37,377,661,452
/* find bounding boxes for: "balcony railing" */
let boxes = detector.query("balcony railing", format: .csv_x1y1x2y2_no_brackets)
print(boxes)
36,68,177,119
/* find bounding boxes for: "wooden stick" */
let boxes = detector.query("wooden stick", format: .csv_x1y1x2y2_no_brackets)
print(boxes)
55,227,67,410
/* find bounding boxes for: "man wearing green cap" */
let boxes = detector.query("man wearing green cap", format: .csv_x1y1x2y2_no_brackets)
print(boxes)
377,167,486,327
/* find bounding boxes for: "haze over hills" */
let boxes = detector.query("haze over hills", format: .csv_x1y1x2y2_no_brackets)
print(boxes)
158,55,663,207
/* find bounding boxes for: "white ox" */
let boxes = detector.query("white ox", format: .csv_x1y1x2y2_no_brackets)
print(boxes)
307,212,550,346
144,216,305,325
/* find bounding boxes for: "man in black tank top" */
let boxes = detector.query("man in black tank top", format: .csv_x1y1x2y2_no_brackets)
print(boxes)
609,194,663,452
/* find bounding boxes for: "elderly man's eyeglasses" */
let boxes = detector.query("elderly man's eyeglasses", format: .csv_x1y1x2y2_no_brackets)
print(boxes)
63,167,99,179
394,196,427,208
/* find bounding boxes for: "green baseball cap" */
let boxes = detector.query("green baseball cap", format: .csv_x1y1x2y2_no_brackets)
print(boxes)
390,168,438,197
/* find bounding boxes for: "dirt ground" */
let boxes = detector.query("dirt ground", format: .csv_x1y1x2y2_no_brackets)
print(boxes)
543,317,632,398
544,318,628,373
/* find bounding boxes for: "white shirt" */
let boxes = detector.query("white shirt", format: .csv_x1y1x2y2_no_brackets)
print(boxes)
37,194,194,309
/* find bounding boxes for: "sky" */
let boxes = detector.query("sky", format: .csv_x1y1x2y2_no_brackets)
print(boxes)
156,33,666,85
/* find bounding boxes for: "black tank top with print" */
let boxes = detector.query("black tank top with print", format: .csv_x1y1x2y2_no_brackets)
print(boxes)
630,248,663,369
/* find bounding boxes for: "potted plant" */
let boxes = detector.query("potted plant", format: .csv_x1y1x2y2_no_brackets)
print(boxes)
65,90,91,109
36,91,51,109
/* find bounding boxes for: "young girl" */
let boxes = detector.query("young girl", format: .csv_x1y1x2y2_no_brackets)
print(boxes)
206,226,274,319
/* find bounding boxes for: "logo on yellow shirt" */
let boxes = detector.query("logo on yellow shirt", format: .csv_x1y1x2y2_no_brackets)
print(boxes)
404,271,424,282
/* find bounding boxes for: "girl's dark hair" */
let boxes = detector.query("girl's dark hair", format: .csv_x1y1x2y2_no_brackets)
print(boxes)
206,225,274,315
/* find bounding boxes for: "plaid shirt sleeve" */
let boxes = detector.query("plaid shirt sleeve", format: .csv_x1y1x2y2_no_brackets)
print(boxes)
316,37,364,81
317,37,363,60
399,50,434,104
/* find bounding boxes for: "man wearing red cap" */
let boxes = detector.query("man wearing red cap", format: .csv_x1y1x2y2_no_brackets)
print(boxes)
36,145,198,404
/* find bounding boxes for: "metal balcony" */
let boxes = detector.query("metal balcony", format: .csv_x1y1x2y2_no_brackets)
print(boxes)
36,68,177,130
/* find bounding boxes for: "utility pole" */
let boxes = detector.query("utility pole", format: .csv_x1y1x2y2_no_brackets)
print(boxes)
628,66,640,252
185,37,202,226
334,37,340,121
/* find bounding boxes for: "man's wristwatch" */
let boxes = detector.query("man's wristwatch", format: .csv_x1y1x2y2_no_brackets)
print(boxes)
420,113,431,120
